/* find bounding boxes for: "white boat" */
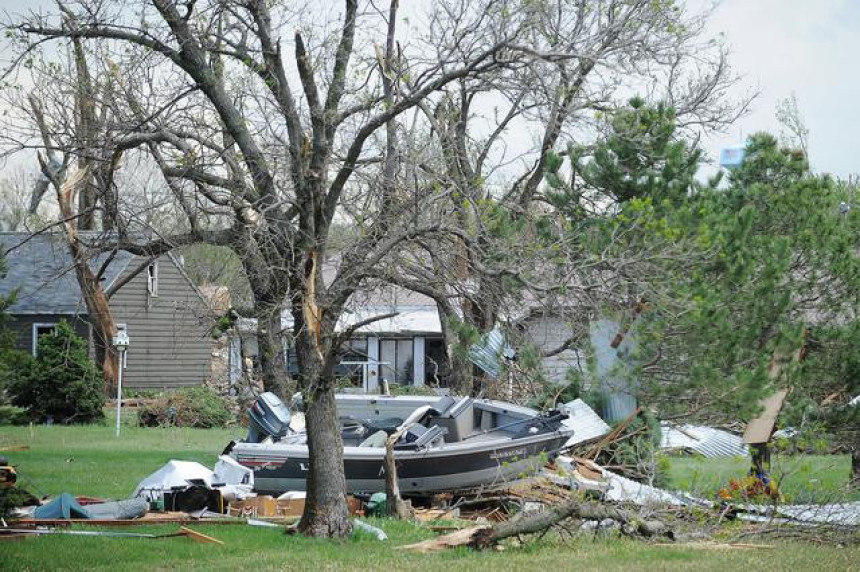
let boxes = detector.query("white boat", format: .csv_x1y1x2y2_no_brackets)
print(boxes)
228,393,572,495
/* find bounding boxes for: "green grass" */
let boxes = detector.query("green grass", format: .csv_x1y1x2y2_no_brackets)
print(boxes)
2,524,858,572
664,453,859,503
1,424,241,498
1,424,858,571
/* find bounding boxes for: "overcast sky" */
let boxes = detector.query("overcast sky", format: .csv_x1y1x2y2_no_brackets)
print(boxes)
1,0,856,178
701,0,859,178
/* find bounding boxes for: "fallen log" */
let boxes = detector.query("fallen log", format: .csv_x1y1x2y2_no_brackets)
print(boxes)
399,498,672,552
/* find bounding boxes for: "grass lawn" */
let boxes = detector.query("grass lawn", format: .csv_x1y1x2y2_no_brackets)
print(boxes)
1,423,241,499
1,424,858,571
664,453,859,503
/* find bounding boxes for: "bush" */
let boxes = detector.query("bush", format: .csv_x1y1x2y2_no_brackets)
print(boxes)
7,321,105,424
138,386,233,428
0,405,28,426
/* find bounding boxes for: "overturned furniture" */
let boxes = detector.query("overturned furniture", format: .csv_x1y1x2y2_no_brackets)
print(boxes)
229,393,572,495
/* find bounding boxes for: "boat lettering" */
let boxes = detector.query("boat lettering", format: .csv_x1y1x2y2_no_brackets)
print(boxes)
489,448,525,460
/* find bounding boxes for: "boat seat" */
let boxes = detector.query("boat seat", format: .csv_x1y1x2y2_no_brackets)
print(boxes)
429,396,474,442
358,430,388,448
394,425,447,450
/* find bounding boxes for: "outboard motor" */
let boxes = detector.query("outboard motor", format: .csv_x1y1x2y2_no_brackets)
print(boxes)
246,392,292,443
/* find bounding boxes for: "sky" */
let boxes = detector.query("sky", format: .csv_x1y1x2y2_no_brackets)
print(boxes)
700,0,860,178
0,0,857,179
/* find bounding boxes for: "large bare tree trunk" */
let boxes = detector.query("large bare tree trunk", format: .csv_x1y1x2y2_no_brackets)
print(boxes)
298,363,351,537
295,253,351,537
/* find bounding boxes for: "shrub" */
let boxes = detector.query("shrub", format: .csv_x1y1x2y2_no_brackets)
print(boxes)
138,386,233,428
7,321,105,424
0,405,28,426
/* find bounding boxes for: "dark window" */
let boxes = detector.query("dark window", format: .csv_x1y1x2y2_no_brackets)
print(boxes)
425,338,450,386
147,262,159,297
32,323,57,356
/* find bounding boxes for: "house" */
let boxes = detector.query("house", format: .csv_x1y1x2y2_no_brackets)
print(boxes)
229,284,450,392
0,232,216,390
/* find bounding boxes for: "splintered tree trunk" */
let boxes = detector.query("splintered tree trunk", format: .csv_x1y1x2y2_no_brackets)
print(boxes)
53,169,118,393
299,377,351,538
294,261,351,537
385,426,415,519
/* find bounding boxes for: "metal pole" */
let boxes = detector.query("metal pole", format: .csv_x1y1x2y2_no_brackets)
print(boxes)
115,351,124,438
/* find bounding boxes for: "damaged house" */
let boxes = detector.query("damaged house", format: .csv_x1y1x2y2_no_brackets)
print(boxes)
0,232,217,390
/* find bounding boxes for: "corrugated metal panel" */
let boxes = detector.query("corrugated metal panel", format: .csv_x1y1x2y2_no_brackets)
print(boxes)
559,399,611,447
553,456,690,506
590,319,637,423
469,327,512,379
660,423,749,458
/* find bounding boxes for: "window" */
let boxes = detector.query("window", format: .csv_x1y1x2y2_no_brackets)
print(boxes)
31,323,58,356
147,262,159,297
379,338,413,384
336,338,369,386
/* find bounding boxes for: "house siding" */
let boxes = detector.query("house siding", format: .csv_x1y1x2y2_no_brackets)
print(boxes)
109,256,215,390
521,315,587,387
6,313,90,355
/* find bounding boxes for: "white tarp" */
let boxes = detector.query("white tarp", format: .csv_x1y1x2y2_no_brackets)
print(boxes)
213,455,254,501
133,460,213,502
213,455,253,487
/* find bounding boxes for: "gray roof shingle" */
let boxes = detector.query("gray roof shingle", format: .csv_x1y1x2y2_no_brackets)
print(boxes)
0,232,134,315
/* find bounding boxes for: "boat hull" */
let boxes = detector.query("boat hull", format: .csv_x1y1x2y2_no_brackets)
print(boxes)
233,431,571,495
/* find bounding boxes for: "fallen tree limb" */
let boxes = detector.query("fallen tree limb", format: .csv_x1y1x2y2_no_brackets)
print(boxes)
399,498,673,552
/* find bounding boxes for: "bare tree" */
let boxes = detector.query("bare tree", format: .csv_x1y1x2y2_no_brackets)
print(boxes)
3,0,536,537
370,0,749,393
2,0,749,537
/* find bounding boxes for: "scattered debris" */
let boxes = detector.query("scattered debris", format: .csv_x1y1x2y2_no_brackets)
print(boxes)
179,526,225,545
33,493,91,519
743,389,789,445
0,525,224,544
0,445,30,452
133,460,214,502
558,399,611,449
659,423,748,458
353,519,387,541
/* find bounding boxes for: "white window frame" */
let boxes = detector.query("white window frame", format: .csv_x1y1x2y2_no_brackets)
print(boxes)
147,261,159,297
31,322,58,356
